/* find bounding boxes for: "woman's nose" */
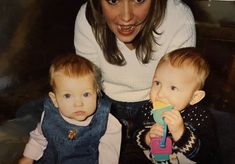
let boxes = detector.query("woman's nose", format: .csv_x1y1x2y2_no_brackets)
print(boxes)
120,2,133,22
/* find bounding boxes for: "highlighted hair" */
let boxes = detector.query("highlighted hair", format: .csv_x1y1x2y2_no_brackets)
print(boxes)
158,47,210,89
49,54,101,93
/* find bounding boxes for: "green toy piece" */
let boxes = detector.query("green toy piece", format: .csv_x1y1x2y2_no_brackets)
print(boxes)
150,102,173,162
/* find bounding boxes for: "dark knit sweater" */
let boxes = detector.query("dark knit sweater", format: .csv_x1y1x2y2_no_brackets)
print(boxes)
133,100,220,163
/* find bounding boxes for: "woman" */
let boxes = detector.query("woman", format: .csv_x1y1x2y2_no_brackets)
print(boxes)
74,0,195,140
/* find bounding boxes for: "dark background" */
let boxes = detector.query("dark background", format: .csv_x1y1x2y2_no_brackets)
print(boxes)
0,0,86,122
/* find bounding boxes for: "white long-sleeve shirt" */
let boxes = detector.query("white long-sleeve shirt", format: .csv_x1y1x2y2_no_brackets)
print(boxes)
74,0,196,102
23,112,122,164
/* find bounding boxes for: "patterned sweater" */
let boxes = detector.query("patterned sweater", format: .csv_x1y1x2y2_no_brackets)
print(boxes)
133,100,220,163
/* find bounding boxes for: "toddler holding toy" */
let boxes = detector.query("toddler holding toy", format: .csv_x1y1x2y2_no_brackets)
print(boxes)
134,47,219,163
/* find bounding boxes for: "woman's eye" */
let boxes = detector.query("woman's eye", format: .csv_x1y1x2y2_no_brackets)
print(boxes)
107,0,118,5
135,0,145,4
63,94,71,99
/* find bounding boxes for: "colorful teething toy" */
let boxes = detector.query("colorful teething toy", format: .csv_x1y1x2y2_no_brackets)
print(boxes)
150,101,173,162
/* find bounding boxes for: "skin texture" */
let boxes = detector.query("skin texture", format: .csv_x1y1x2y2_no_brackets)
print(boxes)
101,0,151,49
49,72,97,122
145,61,205,144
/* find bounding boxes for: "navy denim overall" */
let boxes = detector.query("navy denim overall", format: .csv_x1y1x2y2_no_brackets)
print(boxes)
36,97,110,164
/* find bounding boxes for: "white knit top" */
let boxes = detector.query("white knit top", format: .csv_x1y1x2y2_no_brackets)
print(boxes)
74,0,196,102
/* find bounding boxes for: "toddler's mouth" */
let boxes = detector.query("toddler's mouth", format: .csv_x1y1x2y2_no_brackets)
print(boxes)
153,100,172,110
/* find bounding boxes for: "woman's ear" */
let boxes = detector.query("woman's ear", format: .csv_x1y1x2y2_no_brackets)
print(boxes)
189,90,205,105
48,91,59,108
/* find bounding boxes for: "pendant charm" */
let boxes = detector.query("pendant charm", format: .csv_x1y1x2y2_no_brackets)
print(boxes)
68,129,77,140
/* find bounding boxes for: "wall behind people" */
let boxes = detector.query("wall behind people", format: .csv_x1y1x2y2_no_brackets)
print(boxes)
0,0,86,122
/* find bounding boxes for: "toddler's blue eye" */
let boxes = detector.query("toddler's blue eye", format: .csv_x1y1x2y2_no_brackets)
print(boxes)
171,86,177,91
83,92,91,97
64,94,71,99
155,81,160,86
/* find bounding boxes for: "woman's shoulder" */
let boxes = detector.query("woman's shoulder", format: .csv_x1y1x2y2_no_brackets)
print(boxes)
75,2,92,33
167,0,193,14
165,0,194,22
74,2,97,50
75,2,87,26
158,0,195,34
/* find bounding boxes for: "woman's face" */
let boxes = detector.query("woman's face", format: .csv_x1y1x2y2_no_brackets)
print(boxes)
101,0,151,49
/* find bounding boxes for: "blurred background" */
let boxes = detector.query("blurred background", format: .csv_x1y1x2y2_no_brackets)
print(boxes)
1,0,234,123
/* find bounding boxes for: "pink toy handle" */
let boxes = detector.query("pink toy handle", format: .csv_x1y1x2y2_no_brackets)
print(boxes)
150,137,172,154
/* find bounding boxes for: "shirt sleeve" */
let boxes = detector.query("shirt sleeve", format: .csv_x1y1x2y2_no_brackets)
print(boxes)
133,101,154,150
174,105,219,163
23,112,47,160
99,114,122,164
74,3,100,67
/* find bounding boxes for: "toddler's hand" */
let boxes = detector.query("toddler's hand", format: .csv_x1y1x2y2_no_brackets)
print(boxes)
162,109,184,141
145,124,164,145
149,124,164,138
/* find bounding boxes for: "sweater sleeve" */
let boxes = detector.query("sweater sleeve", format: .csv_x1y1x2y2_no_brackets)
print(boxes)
174,125,198,158
174,105,219,163
99,114,122,164
23,112,47,160
74,3,100,67
133,101,154,150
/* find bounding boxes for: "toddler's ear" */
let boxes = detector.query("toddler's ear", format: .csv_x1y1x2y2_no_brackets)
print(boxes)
49,91,59,108
189,90,205,105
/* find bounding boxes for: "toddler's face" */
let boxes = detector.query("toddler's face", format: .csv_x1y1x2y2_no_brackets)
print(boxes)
150,61,198,112
49,72,97,122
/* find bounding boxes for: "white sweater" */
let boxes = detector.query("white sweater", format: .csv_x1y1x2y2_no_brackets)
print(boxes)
74,0,196,102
